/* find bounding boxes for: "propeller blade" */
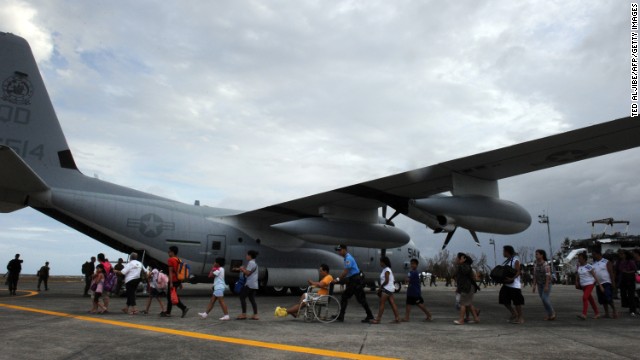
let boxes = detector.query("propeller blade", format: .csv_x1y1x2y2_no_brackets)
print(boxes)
469,230,481,247
387,210,401,225
441,227,457,250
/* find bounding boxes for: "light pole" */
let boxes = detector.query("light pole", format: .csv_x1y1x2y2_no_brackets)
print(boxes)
538,211,554,278
489,238,496,267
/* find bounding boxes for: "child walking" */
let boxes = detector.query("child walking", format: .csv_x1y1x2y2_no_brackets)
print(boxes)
199,257,230,321
89,264,107,314
370,256,400,324
402,258,432,321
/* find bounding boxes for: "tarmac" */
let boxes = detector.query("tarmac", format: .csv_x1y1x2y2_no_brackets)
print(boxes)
0,277,638,360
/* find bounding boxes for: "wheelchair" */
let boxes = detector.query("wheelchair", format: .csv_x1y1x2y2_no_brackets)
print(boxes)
297,286,341,323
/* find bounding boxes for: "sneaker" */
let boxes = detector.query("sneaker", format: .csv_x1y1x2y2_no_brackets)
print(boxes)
181,307,190,318
198,312,208,319
219,315,230,321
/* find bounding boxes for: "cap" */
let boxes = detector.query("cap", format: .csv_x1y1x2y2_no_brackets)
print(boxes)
334,244,347,251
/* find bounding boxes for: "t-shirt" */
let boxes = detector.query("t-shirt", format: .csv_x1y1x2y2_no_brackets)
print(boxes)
592,258,612,284
407,270,421,297
213,267,226,291
168,257,180,282
246,259,258,289
380,267,395,292
533,261,550,286
504,256,521,289
39,266,50,278
7,259,22,274
344,253,360,277
149,269,159,289
317,274,334,296
121,260,142,283
578,263,596,287
100,260,112,274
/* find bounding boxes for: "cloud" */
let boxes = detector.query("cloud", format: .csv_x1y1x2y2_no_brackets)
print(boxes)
1,1,637,274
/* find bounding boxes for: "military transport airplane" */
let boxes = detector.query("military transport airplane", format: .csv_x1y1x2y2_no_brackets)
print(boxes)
1,32,639,293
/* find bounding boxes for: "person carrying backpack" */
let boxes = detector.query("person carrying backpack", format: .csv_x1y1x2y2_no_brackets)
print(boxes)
82,257,96,297
97,253,112,312
164,246,189,318
142,266,166,315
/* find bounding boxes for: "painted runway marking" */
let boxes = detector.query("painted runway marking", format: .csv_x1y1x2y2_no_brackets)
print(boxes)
0,289,39,298
0,303,396,360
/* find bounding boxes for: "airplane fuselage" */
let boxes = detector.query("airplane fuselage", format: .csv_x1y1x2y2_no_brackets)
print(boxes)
29,177,420,290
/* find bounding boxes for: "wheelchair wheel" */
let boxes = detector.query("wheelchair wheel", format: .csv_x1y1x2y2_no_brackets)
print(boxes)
313,295,341,323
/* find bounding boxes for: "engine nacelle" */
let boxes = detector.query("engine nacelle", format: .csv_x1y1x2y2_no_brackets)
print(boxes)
271,217,410,248
409,195,531,234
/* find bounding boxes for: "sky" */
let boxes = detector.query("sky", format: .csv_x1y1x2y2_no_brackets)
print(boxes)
1,1,638,275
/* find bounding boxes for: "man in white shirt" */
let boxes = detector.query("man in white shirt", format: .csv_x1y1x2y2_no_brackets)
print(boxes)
499,245,525,324
116,252,143,315
592,249,618,318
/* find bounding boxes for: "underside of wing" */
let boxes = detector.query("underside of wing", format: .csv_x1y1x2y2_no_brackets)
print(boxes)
238,116,639,223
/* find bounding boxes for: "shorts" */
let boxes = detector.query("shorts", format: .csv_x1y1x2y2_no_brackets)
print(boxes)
212,288,224,298
595,283,613,304
380,288,393,296
150,288,166,298
499,286,524,306
406,295,425,305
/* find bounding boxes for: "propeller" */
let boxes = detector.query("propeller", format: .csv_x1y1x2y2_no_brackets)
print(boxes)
440,227,481,250
382,205,401,226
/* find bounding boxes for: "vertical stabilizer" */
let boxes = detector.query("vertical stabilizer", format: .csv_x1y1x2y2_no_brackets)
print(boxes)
0,32,78,182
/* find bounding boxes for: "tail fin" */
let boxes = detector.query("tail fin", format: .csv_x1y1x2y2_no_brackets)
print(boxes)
0,32,78,176
0,32,79,211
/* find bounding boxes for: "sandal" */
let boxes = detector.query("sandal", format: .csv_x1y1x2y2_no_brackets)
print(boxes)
369,319,380,324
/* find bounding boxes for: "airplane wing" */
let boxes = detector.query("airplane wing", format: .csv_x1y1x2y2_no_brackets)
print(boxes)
237,116,640,225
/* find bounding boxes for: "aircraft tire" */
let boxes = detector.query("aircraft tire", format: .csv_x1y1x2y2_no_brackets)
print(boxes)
268,286,289,296
289,286,306,296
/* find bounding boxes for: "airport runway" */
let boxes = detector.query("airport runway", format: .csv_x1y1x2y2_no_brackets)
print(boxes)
0,278,638,360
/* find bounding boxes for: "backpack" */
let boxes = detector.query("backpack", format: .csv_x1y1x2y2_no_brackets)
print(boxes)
103,271,118,292
81,262,89,275
156,271,169,290
176,258,190,282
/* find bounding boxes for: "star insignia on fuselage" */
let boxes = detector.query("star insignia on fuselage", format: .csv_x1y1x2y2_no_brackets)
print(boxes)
126,213,175,238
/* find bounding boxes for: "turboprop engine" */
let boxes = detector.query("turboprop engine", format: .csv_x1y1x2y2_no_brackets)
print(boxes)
271,217,410,248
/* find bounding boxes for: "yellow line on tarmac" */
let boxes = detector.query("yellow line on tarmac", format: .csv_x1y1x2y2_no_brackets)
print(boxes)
0,303,396,360
0,289,39,298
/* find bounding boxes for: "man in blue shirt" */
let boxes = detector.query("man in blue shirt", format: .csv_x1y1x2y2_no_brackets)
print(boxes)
333,244,374,322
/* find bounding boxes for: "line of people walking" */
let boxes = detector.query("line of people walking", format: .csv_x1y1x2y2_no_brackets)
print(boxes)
77,244,639,324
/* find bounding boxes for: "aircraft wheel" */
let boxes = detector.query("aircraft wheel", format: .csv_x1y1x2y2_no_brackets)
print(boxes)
269,286,288,296
289,286,306,296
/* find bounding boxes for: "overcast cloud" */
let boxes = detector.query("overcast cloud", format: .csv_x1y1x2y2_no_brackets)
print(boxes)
1,0,638,275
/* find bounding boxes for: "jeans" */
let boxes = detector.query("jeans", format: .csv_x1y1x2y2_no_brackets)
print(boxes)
536,283,554,316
